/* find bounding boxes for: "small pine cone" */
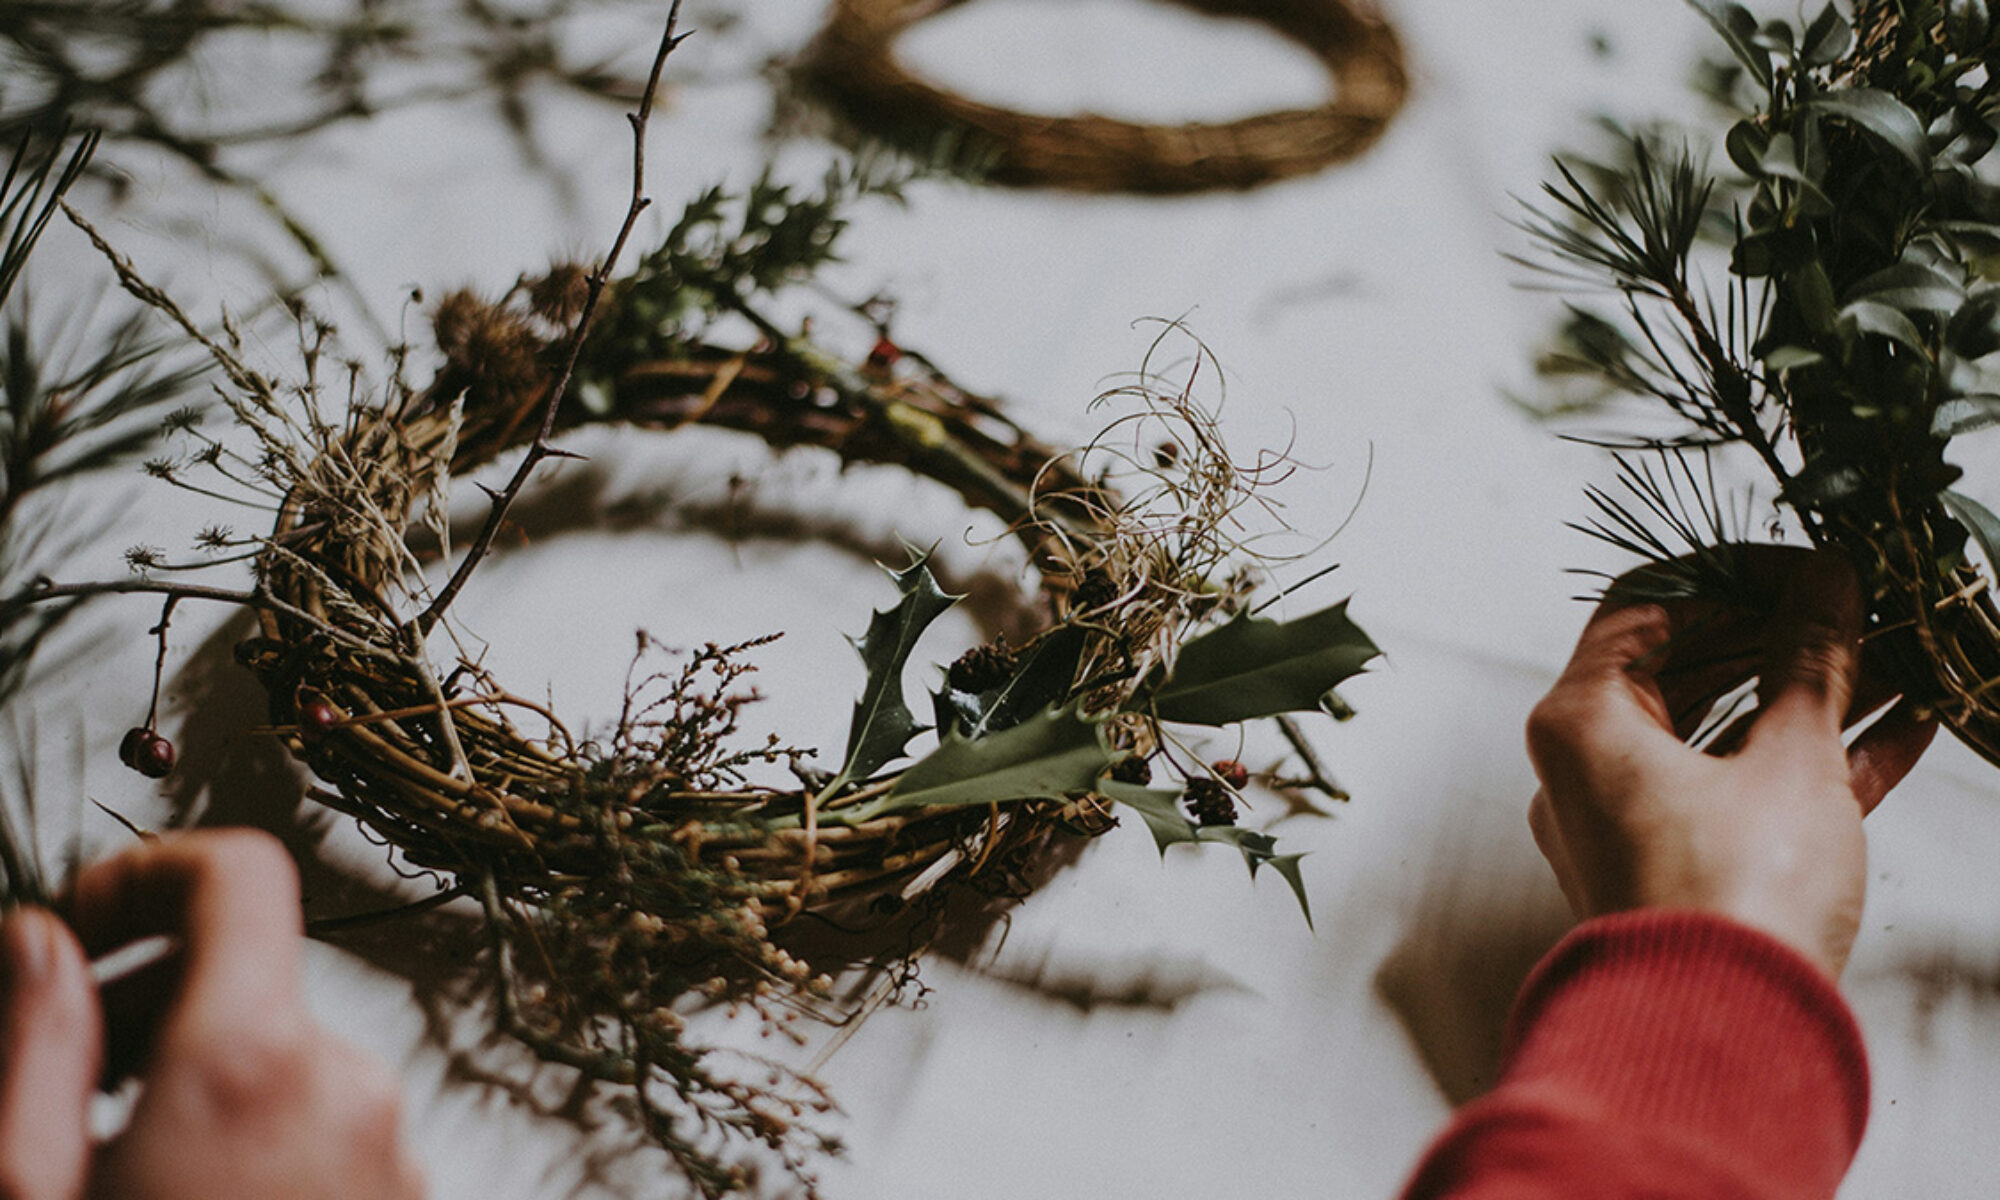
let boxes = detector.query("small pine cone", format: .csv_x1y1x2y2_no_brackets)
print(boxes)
947,639,1017,693
1107,754,1153,785
1183,777,1237,827
1071,570,1119,613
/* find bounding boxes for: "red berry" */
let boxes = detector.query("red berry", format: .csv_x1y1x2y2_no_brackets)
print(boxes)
866,336,902,369
1212,759,1250,791
299,698,340,734
120,727,175,779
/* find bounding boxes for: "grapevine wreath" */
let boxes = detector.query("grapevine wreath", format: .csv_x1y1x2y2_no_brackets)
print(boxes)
793,0,1408,193
1525,0,2000,765
59,61,1380,1196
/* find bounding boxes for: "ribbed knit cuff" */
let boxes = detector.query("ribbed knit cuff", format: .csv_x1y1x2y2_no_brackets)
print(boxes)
1500,910,1869,1196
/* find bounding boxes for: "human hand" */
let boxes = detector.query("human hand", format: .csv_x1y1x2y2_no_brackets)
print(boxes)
1526,547,1937,978
0,828,426,1199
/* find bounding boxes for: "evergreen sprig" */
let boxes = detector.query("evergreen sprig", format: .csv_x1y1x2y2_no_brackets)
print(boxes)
1527,0,2000,762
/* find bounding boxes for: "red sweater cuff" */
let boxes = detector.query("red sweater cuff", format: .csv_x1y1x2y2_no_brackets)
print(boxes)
1402,910,1869,1200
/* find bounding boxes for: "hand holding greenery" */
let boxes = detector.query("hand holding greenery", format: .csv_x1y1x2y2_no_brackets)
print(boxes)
1526,0,2000,765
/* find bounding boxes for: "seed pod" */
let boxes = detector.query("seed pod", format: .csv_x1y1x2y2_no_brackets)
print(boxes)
1107,754,1153,785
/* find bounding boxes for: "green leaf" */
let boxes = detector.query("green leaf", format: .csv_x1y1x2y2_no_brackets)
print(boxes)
1800,3,1852,67
1687,0,1774,87
966,625,1088,739
1943,490,2000,574
1793,260,1839,333
1100,780,1200,854
834,551,960,787
1933,394,2000,436
1844,261,1965,314
853,705,1114,819
1190,825,1314,929
1725,120,1770,178
1803,90,1930,170
1781,458,1868,506
1761,345,1826,371
1151,601,1380,727
1838,299,1928,354
1100,783,1313,927
1949,290,2000,358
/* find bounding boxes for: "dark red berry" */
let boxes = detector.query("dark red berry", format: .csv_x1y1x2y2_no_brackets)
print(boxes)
119,727,175,779
866,336,903,369
1211,759,1250,791
298,698,340,734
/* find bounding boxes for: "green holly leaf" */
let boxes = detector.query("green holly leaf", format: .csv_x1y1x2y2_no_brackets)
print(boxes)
1099,780,1200,854
1150,601,1380,727
834,550,959,788
1100,783,1313,927
849,705,1114,820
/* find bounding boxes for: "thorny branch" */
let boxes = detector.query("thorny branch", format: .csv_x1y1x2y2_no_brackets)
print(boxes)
415,0,687,638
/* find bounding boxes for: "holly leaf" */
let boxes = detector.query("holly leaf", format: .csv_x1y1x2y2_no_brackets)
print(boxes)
834,551,959,788
932,625,1089,739
1150,601,1380,727
1192,825,1314,929
849,705,1113,820
1100,780,1199,854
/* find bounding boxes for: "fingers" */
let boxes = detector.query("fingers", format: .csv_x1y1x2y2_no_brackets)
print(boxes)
0,910,101,1200
66,829,303,1051
1847,697,1940,815
1749,550,1862,744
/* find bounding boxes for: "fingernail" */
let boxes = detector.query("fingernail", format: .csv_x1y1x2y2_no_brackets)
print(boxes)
0,911,55,988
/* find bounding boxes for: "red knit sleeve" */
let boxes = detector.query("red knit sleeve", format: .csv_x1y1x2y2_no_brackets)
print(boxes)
1397,910,1870,1200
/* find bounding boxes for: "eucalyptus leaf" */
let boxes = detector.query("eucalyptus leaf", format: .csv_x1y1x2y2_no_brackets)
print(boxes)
1760,345,1825,371
1799,3,1851,67
1933,394,2000,436
1151,601,1379,727
1943,490,2000,574
1803,89,1930,170
849,705,1113,820
1844,261,1965,313
1687,0,1773,87
1838,299,1928,353
1949,290,2000,358
833,552,959,788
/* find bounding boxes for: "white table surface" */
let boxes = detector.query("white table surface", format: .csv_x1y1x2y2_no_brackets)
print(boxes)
21,1,2000,1196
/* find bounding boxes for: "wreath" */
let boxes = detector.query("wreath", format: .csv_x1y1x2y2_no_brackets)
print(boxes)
794,0,1408,193
34,27,1379,1191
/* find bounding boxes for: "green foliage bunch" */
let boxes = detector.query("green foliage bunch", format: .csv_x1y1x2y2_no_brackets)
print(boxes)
1527,0,2000,762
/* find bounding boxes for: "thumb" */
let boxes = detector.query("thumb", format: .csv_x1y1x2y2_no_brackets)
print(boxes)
0,910,101,1200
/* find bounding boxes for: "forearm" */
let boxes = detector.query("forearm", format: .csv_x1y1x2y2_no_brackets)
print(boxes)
1399,910,1869,1200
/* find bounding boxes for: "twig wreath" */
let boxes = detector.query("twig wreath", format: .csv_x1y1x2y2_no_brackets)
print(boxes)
18,7,1378,1193
794,0,1408,193
1524,0,2000,765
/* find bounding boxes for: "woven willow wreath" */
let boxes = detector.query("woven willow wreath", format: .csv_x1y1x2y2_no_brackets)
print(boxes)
795,0,1408,193
205,261,1376,1190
